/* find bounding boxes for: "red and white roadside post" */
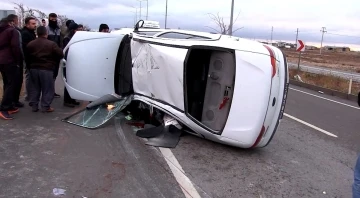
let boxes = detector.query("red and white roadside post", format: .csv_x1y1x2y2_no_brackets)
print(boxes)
296,40,305,71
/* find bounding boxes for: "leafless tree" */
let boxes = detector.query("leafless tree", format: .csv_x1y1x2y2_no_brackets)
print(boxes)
206,12,244,35
13,2,27,27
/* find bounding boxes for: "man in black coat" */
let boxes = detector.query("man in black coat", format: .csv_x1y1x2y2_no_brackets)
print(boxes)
21,17,37,103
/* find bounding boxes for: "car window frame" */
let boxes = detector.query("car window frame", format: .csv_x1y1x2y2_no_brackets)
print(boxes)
155,32,212,40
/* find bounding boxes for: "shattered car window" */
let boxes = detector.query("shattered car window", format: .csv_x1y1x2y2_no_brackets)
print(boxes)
62,96,132,129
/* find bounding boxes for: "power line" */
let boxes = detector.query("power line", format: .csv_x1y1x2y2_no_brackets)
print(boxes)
326,32,360,38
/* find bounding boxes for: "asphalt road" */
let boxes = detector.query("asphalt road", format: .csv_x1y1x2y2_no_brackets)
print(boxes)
288,63,360,81
0,80,185,198
0,80,358,197
168,84,359,197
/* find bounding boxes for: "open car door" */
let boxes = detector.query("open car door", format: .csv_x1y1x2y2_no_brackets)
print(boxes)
61,32,125,101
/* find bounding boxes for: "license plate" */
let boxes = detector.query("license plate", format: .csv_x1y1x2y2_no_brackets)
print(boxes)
279,82,289,119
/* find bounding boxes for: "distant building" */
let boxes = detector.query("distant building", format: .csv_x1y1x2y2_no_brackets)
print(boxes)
0,10,16,19
323,46,351,52
305,45,318,50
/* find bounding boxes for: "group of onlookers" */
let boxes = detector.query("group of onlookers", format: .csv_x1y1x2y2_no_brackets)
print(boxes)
0,12,111,120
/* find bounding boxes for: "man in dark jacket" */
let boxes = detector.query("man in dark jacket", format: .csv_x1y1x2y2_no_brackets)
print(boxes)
0,17,22,120
46,13,62,98
99,24,110,33
7,14,25,108
21,17,37,103
27,26,64,112
63,22,80,107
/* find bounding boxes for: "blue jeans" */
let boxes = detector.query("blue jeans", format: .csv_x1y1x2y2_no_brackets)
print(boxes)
354,155,360,198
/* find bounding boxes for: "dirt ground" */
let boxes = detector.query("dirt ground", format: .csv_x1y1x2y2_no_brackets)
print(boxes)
289,68,360,95
283,48,360,73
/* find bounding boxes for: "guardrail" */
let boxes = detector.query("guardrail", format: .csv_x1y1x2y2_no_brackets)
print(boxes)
288,63,360,82
288,63,360,95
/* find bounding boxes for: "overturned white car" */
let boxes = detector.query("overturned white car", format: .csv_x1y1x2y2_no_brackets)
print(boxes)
60,21,289,149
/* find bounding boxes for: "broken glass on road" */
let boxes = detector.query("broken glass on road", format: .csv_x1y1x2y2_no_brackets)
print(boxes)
62,95,132,129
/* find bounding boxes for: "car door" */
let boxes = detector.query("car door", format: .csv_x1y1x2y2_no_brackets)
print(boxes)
130,33,190,111
61,31,125,101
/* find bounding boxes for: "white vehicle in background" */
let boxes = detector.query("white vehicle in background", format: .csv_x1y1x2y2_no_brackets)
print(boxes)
60,20,289,149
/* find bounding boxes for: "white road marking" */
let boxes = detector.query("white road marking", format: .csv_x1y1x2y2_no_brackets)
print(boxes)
159,148,201,198
289,87,360,110
284,113,338,138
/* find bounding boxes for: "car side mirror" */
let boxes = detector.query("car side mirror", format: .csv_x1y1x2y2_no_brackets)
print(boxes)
134,20,144,32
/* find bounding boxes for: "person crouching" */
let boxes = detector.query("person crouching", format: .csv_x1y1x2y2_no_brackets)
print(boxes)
26,26,64,112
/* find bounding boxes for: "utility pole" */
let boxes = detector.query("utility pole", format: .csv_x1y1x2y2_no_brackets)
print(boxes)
146,0,148,20
165,0,168,29
320,27,327,55
131,6,138,25
270,26,273,45
295,28,299,51
228,0,234,35
139,1,142,19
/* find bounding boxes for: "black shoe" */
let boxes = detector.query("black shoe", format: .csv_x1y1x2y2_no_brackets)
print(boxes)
54,93,61,98
8,107,19,114
13,101,24,108
72,101,80,105
0,111,13,120
64,102,75,108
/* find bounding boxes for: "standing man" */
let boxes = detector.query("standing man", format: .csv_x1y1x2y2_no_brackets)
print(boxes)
46,13,61,98
21,17,37,103
7,14,25,108
99,24,110,33
0,17,22,120
42,19,46,26
77,24,84,31
27,26,63,112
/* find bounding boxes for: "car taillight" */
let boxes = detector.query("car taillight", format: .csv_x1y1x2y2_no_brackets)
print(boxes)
263,45,276,78
250,125,265,148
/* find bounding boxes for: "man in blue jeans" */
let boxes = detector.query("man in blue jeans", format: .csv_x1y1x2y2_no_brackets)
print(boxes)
354,155,360,197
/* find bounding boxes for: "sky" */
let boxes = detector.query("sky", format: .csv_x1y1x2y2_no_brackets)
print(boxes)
1,0,360,49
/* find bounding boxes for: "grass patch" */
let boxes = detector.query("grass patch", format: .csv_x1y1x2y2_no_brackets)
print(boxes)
289,68,360,95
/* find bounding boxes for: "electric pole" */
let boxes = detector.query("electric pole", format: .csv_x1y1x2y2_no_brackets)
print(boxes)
295,28,299,50
270,26,273,45
139,1,142,19
146,0,148,20
228,0,234,35
165,0,168,29
320,27,327,55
